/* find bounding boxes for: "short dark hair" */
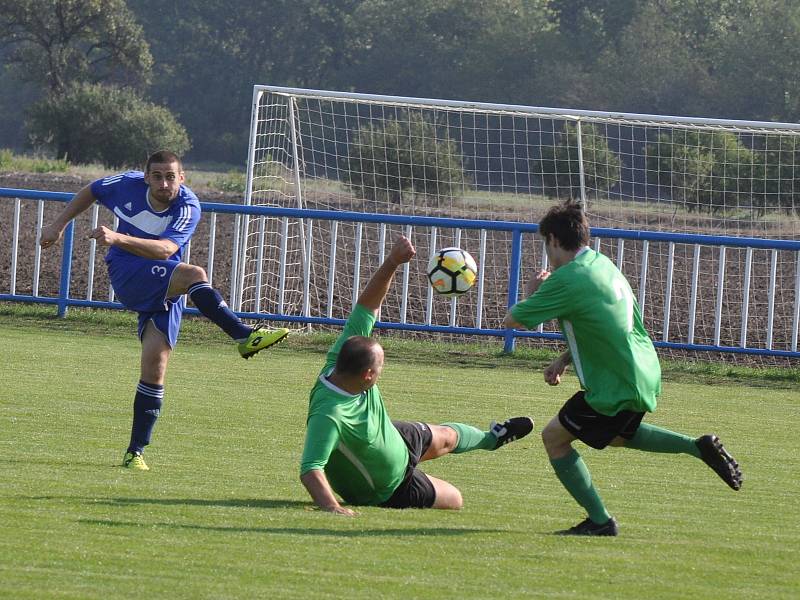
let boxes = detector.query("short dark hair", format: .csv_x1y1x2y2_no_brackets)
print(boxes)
335,336,381,376
538,201,590,251
145,150,183,173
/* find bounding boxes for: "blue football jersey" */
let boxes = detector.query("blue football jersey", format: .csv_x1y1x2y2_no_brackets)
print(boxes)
90,171,201,263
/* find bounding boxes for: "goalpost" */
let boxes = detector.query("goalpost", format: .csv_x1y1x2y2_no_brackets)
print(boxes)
236,85,800,358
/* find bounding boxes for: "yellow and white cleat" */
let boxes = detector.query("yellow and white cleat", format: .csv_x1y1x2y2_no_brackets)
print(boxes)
122,451,150,471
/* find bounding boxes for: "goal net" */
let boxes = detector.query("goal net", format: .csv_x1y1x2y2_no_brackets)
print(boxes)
237,86,800,359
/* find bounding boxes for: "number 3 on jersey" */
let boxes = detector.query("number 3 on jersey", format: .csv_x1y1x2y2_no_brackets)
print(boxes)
612,277,634,333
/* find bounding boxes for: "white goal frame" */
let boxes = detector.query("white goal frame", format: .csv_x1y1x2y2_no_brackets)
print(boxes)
235,85,800,359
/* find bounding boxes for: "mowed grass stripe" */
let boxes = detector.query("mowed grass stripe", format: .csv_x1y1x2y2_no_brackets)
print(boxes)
0,323,798,599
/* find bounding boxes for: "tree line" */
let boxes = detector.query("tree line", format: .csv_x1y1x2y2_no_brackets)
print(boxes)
1,0,799,211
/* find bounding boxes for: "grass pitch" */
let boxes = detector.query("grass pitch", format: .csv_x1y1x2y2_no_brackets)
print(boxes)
0,306,798,599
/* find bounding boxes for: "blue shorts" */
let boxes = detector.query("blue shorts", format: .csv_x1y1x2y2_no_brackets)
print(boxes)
107,256,185,349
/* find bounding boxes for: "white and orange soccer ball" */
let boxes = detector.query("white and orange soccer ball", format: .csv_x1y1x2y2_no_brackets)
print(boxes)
427,247,478,297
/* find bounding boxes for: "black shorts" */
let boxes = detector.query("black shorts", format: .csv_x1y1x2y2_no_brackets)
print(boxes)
558,391,645,450
379,421,436,509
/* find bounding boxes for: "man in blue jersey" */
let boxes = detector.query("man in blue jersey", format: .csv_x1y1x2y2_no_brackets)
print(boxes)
40,150,289,471
504,202,742,536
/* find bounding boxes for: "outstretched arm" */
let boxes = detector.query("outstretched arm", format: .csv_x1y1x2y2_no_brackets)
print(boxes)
39,184,97,249
356,235,416,315
300,469,356,516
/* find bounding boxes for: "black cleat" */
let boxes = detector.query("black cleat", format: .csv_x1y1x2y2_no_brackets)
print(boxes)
696,434,742,490
557,517,619,537
490,416,534,449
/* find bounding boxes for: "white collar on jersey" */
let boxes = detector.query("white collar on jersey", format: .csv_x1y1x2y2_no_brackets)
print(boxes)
318,369,361,398
146,187,172,214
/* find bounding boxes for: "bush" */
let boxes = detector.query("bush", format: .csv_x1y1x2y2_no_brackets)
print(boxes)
751,135,800,215
210,169,246,194
645,130,754,214
341,112,470,203
26,82,190,168
0,148,69,173
0,148,12,170
537,122,621,200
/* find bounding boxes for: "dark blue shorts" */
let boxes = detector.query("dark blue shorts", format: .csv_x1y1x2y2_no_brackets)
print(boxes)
107,256,184,348
136,298,184,349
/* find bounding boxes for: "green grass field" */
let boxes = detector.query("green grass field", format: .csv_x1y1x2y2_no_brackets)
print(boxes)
1,305,798,599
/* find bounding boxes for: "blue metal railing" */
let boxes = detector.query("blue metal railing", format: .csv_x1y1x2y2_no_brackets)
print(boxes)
2,187,799,358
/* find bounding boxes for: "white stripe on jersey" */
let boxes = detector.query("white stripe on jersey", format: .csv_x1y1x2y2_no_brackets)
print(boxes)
173,205,191,232
336,442,376,490
563,320,586,387
112,205,172,236
102,174,124,186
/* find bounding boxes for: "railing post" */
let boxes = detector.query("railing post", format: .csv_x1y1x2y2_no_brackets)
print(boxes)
504,229,523,353
57,221,75,318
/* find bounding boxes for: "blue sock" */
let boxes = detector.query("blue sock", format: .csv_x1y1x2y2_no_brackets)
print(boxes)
188,282,251,340
128,381,164,455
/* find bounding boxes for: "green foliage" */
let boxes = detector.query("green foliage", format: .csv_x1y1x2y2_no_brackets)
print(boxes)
708,1,800,123
26,82,191,168
2,0,799,166
345,1,555,102
538,122,621,200
0,148,69,172
342,112,470,203
645,130,755,213
131,0,362,163
209,170,247,194
0,0,152,92
593,2,713,115
750,135,800,215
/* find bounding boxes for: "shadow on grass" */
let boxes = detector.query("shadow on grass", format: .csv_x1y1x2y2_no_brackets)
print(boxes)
22,495,310,510
102,497,312,509
79,518,501,537
26,495,509,535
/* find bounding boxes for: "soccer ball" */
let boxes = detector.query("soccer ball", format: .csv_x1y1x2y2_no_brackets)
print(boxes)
427,247,478,296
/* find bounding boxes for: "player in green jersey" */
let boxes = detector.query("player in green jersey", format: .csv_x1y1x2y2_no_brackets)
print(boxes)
300,235,534,515
504,202,742,536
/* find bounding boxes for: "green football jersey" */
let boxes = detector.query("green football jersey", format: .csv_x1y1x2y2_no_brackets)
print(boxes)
511,248,661,415
300,304,409,505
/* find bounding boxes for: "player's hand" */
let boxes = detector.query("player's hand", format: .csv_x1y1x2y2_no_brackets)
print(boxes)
89,225,118,247
323,505,357,517
544,356,568,386
39,223,63,249
524,269,550,297
388,234,416,266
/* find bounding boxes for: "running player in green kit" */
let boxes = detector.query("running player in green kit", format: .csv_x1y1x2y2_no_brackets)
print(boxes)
300,235,533,515
504,202,742,536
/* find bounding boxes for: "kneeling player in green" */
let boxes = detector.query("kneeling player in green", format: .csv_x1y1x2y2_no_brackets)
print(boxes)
504,202,743,536
300,235,533,515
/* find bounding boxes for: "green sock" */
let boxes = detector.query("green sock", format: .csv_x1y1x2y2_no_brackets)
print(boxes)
550,449,610,524
441,423,496,453
626,423,701,457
